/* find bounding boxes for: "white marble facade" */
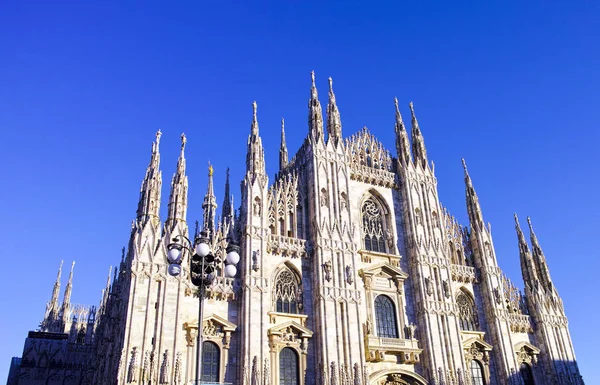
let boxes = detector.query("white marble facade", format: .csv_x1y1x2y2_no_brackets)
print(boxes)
14,73,584,385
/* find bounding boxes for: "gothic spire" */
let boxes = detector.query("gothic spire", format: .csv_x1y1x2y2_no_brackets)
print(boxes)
326,77,342,146
101,266,112,309
527,217,554,291
279,118,288,170
136,130,163,227
221,168,233,227
409,102,428,169
165,133,189,231
462,159,485,231
515,214,539,289
202,163,218,236
62,261,75,309
308,71,324,142
394,98,411,166
246,101,266,176
50,260,63,312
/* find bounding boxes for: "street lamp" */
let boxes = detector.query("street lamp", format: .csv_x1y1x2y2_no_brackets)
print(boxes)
167,231,240,385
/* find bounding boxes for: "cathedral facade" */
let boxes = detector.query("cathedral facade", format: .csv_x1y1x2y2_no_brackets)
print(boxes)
9,73,584,385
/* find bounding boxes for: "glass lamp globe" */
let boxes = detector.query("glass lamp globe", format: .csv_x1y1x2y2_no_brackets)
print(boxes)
224,264,237,278
167,248,182,264
195,242,210,257
168,263,181,276
226,250,240,265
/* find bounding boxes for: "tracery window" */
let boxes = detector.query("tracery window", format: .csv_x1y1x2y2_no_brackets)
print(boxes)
362,198,387,253
201,341,220,383
279,348,299,385
470,360,485,385
457,291,479,331
374,295,399,338
520,363,535,385
274,268,300,314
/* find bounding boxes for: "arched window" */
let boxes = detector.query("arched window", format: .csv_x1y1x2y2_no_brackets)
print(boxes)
76,329,86,344
470,360,485,385
201,341,220,383
374,295,399,338
457,291,479,331
279,348,299,385
362,197,387,253
274,268,300,314
520,363,535,385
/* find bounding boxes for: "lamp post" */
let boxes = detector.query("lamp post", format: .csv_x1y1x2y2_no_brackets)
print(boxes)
167,231,240,385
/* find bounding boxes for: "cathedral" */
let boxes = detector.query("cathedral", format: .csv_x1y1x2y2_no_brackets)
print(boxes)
7,72,584,385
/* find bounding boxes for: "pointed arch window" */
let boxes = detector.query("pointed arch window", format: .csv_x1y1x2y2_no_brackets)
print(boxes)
520,363,534,385
279,348,299,385
457,291,479,331
374,295,399,338
201,341,220,383
274,268,301,314
470,360,485,385
362,197,387,253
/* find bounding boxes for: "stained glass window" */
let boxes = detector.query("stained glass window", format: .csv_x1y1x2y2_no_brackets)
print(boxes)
457,291,479,331
374,295,398,338
362,198,387,253
201,341,220,383
274,269,300,314
279,348,298,385
470,360,485,385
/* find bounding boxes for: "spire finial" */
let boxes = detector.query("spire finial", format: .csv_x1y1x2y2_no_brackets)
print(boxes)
181,133,187,151
527,216,534,233
252,101,257,120
311,70,315,86
208,162,214,177
328,76,333,91
155,129,162,146
57,260,64,280
462,158,468,174
394,97,400,113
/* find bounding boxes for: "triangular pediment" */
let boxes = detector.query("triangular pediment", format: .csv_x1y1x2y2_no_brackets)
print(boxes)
515,341,541,355
463,336,493,352
185,314,237,332
268,320,313,338
360,263,408,280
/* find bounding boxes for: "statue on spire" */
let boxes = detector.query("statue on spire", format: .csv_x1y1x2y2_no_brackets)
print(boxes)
279,118,288,170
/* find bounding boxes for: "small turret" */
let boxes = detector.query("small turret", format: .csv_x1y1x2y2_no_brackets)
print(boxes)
165,133,188,231
394,98,411,166
308,71,324,143
409,102,429,169
246,101,266,176
527,217,554,292
202,163,218,237
279,118,288,170
462,159,485,231
62,261,75,310
514,214,540,290
221,168,234,228
326,77,342,146
50,260,63,313
136,130,163,227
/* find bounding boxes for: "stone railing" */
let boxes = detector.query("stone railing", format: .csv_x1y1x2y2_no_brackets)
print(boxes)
348,164,397,188
206,277,241,300
266,234,308,258
365,335,421,364
450,264,478,283
506,312,533,333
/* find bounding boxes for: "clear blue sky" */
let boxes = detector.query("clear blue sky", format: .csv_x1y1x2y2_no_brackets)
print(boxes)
1,1,598,382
